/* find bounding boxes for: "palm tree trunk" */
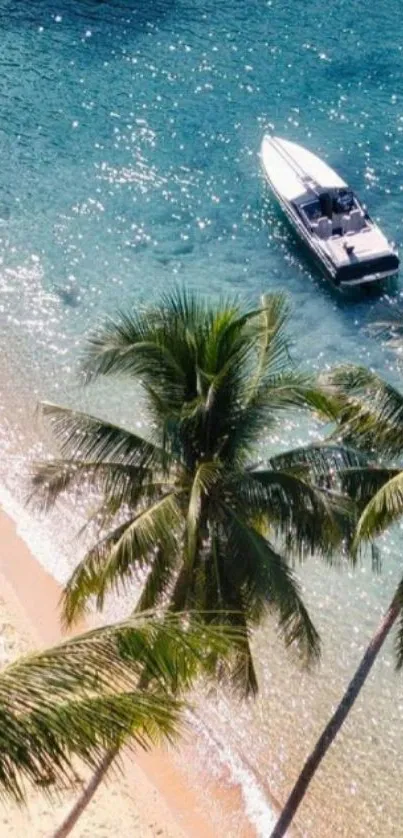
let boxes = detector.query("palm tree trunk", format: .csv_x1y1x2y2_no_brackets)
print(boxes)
53,658,153,838
269,592,401,838
52,745,118,838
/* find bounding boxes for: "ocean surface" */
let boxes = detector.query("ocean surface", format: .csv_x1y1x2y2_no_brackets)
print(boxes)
1,0,403,834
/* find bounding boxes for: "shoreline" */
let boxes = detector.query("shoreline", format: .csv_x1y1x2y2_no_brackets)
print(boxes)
0,503,260,837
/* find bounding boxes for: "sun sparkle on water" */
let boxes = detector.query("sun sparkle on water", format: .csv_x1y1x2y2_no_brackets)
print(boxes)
1,0,403,834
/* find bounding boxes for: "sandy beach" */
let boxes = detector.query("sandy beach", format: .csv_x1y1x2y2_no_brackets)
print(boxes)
0,505,257,838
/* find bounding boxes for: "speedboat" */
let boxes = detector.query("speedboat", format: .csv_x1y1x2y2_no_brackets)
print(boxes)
260,135,399,289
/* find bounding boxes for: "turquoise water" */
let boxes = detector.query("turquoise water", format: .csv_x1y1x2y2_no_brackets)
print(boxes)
1,1,403,834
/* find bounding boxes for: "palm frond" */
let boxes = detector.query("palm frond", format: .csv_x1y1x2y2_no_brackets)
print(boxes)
62,493,183,626
241,292,339,420
251,371,340,419
6,612,247,698
220,607,259,697
220,507,320,664
160,286,209,329
135,546,178,612
0,689,182,804
39,403,163,466
82,301,199,417
241,470,354,561
266,444,366,479
223,380,338,473
341,467,402,510
176,529,260,697
354,469,403,545
327,365,403,458
178,354,257,467
82,309,185,383
187,461,222,563
30,459,168,513
0,611,249,802
247,293,291,391
200,303,252,374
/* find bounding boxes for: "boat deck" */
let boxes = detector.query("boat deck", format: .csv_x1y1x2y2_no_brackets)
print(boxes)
324,226,391,267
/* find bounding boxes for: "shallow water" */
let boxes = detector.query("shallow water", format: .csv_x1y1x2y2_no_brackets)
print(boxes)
1,0,403,834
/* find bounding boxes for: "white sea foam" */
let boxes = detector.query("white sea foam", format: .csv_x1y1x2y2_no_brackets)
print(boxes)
190,710,283,836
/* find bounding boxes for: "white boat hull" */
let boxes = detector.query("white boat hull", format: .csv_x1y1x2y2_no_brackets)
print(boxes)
260,136,399,289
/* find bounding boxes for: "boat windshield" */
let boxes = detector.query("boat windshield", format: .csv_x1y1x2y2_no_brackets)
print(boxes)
300,189,358,225
300,198,321,221
333,189,354,214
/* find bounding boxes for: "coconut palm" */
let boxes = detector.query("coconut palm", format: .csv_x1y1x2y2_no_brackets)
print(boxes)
0,610,242,806
32,292,357,671
270,364,403,838
32,290,357,835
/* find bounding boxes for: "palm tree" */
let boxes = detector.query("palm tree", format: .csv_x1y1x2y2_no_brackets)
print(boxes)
32,290,357,835
0,611,241,807
270,364,403,838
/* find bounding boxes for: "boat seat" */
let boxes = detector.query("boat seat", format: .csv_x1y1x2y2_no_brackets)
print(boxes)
312,216,332,239
342,208,365,234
